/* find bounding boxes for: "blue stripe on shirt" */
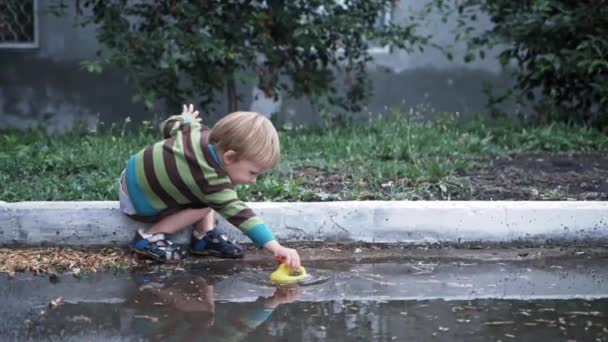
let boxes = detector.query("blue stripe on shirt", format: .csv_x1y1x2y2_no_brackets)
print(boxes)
180,114,192,124
125,156,159,216
243,308,274,328
245,224,275,248
208,144,224,168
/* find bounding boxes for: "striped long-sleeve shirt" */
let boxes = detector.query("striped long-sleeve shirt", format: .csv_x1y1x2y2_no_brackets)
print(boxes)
124,114,275,247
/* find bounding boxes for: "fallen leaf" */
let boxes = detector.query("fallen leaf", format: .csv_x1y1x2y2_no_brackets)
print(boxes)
67,315,92,323
484,321,515,326
134,315,159,322
565,311,601,317
49,296,64,309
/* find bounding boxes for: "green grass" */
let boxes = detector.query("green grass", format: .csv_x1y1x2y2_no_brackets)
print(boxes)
1,112,606,201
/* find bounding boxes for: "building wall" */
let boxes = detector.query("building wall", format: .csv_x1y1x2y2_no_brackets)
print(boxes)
0,1,514,133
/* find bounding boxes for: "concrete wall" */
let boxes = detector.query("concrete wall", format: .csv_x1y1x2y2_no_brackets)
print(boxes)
0,1,514,132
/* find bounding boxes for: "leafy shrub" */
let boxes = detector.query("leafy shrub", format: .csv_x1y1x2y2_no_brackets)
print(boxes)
432,0,608,129
51,0,426,115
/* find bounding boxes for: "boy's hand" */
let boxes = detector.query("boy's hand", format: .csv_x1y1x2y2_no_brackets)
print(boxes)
264,287,301,309
181,104,202,123
264,240,301,270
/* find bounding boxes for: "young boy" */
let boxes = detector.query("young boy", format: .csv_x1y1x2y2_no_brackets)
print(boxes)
119,104,300,269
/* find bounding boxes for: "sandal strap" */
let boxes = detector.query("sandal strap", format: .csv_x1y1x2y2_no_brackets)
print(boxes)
147,233,168,244
206,229,240,245
144,235,184,260
206,235,242,253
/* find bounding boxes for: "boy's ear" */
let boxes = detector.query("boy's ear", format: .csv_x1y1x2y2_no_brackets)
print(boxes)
223,150,238,164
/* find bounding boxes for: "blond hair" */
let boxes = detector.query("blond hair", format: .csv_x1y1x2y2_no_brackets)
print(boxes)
209,111,280,169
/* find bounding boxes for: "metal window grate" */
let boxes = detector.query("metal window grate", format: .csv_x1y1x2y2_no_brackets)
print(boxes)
0,0,38,48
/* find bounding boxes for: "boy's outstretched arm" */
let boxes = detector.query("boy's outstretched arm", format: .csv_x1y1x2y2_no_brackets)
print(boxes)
263,240,301,270
160,104,203,139
202,190,301,270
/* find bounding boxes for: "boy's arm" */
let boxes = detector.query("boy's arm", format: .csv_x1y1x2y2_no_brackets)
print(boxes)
202,179,300,269
213,288,299,341
203,189,275,248
211,298,278,342
160,104,202,139
235,298,276,332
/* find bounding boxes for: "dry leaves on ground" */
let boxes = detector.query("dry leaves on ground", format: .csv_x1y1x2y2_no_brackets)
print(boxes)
0,247,138,274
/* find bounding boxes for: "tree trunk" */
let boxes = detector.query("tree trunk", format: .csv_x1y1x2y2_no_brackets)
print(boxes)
226,73,238,113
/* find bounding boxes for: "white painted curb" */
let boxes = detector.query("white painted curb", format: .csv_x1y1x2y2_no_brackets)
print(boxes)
0,201,607,246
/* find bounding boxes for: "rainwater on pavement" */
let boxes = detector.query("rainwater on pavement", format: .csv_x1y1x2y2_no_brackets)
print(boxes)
1,252,607,341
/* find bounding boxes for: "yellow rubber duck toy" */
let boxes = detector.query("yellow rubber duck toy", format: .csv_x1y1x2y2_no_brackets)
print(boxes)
270,256,308,284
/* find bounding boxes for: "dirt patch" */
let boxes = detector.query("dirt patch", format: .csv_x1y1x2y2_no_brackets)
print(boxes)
292,166,352,195
466,152,608,200
293,152,608,200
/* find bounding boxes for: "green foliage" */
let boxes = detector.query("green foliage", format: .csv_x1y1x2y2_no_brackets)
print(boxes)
431,0,608,129
50,0,427,114
0,119,156,201
2,114,605,202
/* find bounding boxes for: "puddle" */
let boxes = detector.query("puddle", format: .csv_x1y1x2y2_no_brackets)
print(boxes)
2,256,607,341
19,297,608,341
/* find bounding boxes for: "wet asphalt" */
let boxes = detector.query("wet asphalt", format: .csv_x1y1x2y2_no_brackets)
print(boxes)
1,253,607,341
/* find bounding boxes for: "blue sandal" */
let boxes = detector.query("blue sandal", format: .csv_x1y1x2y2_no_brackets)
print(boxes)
190,228,245,259
130,230,187,262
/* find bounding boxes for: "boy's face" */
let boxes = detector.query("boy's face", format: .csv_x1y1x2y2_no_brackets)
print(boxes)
223,153,266,185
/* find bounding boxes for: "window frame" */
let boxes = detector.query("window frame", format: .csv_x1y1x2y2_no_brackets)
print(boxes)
0,0,39,49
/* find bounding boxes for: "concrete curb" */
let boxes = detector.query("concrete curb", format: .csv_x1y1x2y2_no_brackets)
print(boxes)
1,201,607,246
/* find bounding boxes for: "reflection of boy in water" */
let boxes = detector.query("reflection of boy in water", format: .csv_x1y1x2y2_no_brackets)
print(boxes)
122,274,299,341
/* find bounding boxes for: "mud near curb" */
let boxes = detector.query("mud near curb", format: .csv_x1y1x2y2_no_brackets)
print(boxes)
2,244,607,275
